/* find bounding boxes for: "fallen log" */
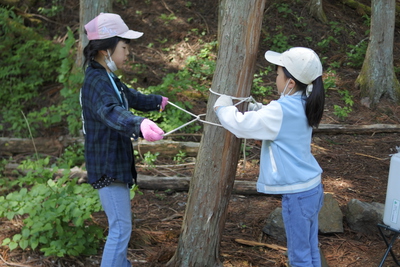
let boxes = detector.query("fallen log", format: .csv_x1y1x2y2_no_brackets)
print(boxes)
1,124,399,157
314,123,400,134
133,139,199,157
4,164,261,195
0,137,200,157
0,137,64,157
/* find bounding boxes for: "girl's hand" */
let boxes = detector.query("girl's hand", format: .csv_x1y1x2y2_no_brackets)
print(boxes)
140,119,164,141
160,96,169,112
213,95,233,112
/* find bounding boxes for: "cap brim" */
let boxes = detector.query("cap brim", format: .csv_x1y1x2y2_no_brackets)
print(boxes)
264,50,284,66
118,30,144,39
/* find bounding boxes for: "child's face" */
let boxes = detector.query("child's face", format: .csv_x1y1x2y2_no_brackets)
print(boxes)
276,66,289,95
111,41,130,69
275,66,296,95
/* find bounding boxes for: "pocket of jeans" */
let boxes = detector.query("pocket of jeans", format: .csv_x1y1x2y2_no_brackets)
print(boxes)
298,189,322,219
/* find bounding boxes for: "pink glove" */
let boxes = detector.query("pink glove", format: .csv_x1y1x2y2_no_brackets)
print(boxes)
140,119,164,141
160,97,168,111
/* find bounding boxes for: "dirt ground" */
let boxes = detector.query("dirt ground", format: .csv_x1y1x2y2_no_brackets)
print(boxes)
2,0,400,266
2,133,400,267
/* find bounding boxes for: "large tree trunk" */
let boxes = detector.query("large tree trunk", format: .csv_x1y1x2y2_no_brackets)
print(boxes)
355,0,400,108
166,0,266,266
76,0,112,67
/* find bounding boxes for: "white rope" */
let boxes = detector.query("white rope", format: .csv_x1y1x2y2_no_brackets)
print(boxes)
162,89,256,136
208,88,256,106
162,101,222,136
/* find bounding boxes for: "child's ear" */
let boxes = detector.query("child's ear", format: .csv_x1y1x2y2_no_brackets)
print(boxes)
288,78,296,89
99,50,108,57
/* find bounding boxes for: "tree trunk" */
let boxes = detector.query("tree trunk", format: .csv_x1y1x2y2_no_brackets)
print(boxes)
355,0,400,108
76,0,112,67
166,0,266,266
308,0,328,23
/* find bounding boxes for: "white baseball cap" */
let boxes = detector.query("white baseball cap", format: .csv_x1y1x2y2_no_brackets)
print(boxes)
264,47,322,85
85,13,143,41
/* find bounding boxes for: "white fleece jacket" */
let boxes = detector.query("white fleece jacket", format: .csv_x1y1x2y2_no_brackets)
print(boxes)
216,92,322,194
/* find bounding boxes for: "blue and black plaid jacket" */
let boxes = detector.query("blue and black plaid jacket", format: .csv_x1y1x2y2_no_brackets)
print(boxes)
81,61,162,186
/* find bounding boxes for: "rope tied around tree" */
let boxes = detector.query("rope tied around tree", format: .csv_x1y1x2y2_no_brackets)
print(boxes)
162,88,257,136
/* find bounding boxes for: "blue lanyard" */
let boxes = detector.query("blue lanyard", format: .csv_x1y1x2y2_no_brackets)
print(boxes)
107,72,127,109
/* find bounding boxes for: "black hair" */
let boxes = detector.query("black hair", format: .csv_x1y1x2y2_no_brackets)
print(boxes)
82,36,130,69
282,67,325,128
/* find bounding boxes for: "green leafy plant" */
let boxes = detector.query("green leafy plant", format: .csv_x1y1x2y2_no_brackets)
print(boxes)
252,68,273,97
159,13,177,24
0,9,83,137
37,0,64,17
333,89,354,120
57,143,85,169
0,7,63,137
173,150,187,164
56,28,84,136
263,30,293,52
324,69,338,93
0,158,103,257
346,39,368,68
143,151,160,168
274,3,292,18
127,41,217,135
317,35,339,53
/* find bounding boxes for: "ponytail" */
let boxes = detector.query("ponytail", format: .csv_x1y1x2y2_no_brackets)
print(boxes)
305,76,325,128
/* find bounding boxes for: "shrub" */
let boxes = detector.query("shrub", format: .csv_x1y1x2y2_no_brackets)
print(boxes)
0,158,104,256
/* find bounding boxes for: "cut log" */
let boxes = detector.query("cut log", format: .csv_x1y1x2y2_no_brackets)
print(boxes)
1,124,399,157
4,163,261,195
0,137,200,157
133,139,199,157
0,137,64,157
314,123,400,134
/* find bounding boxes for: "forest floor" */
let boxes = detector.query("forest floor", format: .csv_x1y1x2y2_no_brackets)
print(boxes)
2,0,400,266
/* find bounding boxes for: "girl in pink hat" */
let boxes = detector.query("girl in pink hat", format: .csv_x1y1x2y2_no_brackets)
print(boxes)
80,13,168,267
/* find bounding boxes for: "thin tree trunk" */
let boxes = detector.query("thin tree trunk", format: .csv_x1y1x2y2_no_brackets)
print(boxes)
355,0,400,108
166,0,266,266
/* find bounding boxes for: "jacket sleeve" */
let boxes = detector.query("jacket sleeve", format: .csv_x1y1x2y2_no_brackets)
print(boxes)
124,85,162,112
216,100,283,140
90,79,145,138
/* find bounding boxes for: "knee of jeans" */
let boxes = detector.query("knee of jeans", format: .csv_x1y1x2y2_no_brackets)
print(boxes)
120,220,132,234
109,219,132,237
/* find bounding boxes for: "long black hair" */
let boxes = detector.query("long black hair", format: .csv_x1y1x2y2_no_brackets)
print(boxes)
282,67,325,128
82,36,130,69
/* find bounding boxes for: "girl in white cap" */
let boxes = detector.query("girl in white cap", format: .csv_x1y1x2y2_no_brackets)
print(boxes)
80,13,168,267
214,47,325,267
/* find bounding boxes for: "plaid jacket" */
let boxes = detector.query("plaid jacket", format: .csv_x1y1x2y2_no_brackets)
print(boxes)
80,61,162,186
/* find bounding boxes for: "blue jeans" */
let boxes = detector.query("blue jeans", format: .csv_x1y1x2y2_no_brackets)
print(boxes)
98,183,132,267
282,183,324,267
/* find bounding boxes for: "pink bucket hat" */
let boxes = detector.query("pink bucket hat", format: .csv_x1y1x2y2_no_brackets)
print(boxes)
85,13,143,41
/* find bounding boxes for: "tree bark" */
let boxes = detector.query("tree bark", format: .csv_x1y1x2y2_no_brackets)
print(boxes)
308,0,328,24
355,0,400,108
166,0,266,266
